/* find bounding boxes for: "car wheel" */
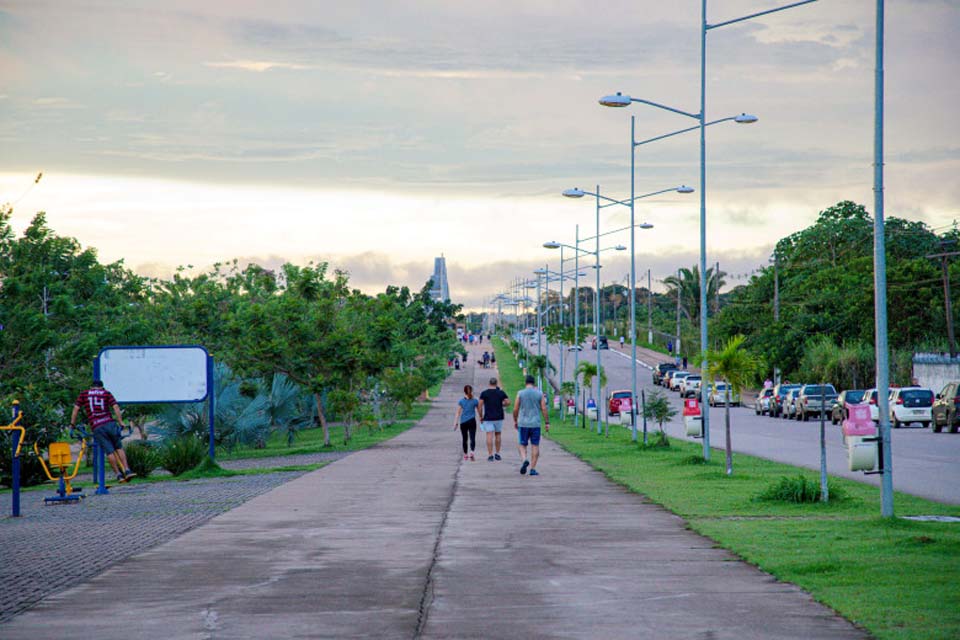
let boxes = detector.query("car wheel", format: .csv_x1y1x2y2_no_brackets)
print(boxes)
802,411,808,422
892,417,901,429
932,420,944,433
755,405,760,415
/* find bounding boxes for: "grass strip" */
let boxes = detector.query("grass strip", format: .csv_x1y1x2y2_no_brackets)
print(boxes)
492,337,960,640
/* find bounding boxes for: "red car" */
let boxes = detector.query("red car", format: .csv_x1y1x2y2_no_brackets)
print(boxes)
608,390,633,416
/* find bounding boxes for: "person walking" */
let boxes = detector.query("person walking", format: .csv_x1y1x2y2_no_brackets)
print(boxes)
69,379,136,483
682,355,688,370
478,377,510,461
454,385,479,461
513,375,549,476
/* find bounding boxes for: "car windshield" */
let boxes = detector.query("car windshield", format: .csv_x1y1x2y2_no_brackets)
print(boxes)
687,376,701,381
804,385,836,395
761,389,773,397
715,384,728,391
844,390,865,403
790,390,800,398
613,392,631,399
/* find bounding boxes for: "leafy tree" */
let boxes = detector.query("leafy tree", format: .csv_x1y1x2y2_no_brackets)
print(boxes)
642,390,677,434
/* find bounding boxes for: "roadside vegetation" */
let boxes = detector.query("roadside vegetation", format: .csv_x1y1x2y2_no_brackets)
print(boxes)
0,207,461,487
494,337,960,640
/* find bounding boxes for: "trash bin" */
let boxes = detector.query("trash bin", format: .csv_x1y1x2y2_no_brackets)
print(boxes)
683,398,702,437
619,399,633,426
842,404,877,472
566,399,576,416
586,398,598,421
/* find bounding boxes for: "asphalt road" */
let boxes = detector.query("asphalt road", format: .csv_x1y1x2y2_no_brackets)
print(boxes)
540,339,960,506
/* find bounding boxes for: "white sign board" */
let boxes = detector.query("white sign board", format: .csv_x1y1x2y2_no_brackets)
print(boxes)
98,346,209,403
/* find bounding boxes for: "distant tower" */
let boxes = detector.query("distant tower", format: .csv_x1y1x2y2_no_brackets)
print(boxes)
429,255,450,302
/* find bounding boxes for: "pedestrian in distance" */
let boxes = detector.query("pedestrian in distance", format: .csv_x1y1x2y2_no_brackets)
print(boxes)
69,379,136,483
454,385,479,461
619,335,625,349
478,377,510,461
682,355,688,370
513,375,549,476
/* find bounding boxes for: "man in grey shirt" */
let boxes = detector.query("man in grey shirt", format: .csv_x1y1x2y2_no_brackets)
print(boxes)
512,374,550,476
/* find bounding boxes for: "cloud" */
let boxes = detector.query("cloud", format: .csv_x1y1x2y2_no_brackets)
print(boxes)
32,97,85,109
204,59,314,72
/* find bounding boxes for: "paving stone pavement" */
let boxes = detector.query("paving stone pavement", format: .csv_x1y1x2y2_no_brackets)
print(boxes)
0,343,868,639
0,471,308,623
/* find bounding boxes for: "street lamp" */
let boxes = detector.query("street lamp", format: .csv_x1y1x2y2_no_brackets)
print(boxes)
563,184,691,441
544,239,626,434
600,0,818,459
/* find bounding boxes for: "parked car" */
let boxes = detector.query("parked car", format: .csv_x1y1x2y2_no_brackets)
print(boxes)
568,344,584,352
830,389,865,425
781,389,802,419
591,336,609,350
795,384,839,421
669,371,691,392
887,387,934,428
709,382,741,406
932,381,960,433
662,369,679,389
681,375,702,398
653,363,676,386
607,389,633,416
771,383,802,418
754,388,774,415
863,388,882,422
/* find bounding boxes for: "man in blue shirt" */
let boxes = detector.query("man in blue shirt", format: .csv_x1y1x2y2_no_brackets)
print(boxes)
512,375,550,476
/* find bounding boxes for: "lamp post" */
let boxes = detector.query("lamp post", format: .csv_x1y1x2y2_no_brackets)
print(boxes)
599,0,817,457
544,240,625,434
562,185,692,441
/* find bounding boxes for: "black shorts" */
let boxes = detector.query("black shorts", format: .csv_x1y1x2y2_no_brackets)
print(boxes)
92,421,123,455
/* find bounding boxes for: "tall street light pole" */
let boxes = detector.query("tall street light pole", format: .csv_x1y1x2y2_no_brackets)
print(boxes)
873,0,893,518
599,0,816,459
562,185,692,440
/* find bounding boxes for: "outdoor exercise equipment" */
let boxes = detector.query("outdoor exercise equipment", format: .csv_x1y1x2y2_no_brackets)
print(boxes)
2,401,25,516
34,428,86,505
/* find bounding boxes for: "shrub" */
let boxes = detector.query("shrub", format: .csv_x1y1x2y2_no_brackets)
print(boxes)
756,474,847,503
124,441,161,478
680,454,710,465
160,436,208,476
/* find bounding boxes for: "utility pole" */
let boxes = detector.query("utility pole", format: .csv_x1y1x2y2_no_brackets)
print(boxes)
926,240,959,358
675,268,682,359
647,268,653,345
714,261,721,316
773,253,780,386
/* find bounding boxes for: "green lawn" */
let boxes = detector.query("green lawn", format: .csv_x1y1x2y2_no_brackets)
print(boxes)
492,337,960,640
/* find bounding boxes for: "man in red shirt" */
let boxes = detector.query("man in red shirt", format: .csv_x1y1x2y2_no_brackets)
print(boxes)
70,380,136,483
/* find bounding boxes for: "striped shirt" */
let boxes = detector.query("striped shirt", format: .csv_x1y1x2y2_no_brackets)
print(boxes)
74,388,118,429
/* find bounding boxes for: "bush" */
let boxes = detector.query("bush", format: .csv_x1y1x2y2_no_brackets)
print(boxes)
124,441,161,478
160,436,208,476
756,474,847,503
680,454,710,465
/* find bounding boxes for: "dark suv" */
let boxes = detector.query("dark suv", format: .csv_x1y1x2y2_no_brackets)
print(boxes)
591,336,609,350
931,381,960,433
653,363,676,385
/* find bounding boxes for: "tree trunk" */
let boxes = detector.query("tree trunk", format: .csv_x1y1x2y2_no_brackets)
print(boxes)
725,389,733,475
315,392,330,447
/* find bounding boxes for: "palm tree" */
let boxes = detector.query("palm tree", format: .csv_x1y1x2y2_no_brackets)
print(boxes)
704,335,759,475
663,265,727,324
575,361,607,432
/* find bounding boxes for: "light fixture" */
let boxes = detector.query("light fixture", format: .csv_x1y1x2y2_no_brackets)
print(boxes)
734,113,758,124
543,241,560,249
598,92,632,108
676,185,695,194
562,188,585,198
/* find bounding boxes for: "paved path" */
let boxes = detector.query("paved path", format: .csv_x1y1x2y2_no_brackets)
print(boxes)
1,344,866,639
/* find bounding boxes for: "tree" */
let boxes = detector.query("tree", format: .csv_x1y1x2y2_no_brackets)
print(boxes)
642,390,677,444
663,265,726,326
575,361,607,432
704,335,759,476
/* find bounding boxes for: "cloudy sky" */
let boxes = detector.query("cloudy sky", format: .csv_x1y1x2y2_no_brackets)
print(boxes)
1,0,957,308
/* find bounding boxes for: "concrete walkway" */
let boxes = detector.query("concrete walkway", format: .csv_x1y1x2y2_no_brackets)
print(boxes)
0,344,866,639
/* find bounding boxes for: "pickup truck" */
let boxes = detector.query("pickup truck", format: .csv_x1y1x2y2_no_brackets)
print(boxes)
795,384,839,421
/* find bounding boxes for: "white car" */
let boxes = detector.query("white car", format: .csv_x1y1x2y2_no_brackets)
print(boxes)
888,387,934,428
681,375,702,398
863,388,882,422
670,371,691,392
708,383,741,407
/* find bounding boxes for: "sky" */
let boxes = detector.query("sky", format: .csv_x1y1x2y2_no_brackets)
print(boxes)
1,0,958,309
